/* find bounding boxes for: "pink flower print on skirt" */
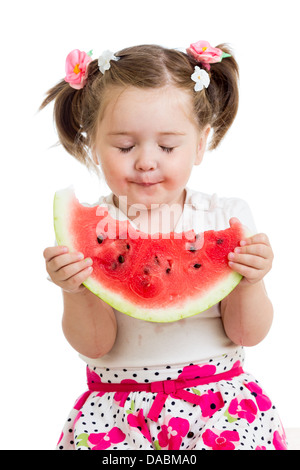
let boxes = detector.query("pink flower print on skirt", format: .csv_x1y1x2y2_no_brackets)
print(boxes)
88,427,126,450
156,416,190,450
202,429,240,450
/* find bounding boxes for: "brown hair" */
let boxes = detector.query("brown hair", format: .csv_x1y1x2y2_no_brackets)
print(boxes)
40,43,239,174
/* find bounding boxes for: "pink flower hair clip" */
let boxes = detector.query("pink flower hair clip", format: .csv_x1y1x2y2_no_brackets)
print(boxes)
64,48,120,89
64,49,93,90
186,40,231,92
186,40,231,71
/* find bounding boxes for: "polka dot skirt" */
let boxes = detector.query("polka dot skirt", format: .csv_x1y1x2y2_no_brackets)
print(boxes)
56,348,287,450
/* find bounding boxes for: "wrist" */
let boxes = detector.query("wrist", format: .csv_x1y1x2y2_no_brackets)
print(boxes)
63,285,89,296
237,277,265,291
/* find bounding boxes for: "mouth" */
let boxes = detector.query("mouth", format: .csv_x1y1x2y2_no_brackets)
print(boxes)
131,181,163,187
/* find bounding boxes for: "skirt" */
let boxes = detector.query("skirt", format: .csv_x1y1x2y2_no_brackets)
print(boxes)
56,348,288,450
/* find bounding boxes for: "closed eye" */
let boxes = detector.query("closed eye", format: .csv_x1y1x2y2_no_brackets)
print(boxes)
117,147,134,153
117,146,174,154
160,146,174,153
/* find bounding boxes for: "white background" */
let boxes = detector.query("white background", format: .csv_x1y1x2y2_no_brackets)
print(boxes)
0,0,299,450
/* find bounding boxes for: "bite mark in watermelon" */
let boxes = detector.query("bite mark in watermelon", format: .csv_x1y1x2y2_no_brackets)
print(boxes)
53,187,248,323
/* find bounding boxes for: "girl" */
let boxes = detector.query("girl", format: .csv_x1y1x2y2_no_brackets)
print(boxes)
42,41,287,450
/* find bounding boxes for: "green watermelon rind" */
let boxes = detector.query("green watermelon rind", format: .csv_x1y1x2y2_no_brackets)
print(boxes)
53,187,244,323
53,187,75,248
83,270,243,323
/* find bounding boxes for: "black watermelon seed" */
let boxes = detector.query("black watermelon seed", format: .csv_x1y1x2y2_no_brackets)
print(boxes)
189,245,196,252
126,244,130,249
166,268,171,274
97,235,104,244
216,238,224,244
118,255,125,263
193,263,202,269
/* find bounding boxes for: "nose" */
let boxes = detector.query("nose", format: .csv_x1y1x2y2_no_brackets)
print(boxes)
135,147,158,171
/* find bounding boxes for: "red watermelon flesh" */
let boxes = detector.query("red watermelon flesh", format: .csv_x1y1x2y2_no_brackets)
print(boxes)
53,187,246,323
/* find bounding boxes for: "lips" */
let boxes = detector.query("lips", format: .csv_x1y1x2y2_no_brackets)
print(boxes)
131,180,163,186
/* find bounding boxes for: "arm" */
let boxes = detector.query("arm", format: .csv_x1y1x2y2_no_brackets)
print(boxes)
62,288,117,359
44,245,117,358
220,220,274,347
221,280,273,346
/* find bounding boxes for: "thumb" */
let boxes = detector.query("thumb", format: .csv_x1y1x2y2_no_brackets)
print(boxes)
229,217,252,240
229,217,241,227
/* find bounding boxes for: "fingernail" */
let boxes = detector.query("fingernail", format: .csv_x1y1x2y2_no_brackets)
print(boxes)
85,257,93,264
235,247,241,253
240,240,247,246
77,252,84,260
228,252,235,260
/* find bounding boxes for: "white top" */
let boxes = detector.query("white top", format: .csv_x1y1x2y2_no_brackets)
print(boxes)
80,187,257,368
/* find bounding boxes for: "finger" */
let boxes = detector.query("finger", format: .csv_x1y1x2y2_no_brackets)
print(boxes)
228,252,266,270
55,257,93,282
229,217,241,227
47,251,85,272
229,217,252,240
240,233,270,247
233,243,272,260
228,261,260,281
43,245,68,262
61,266,93,292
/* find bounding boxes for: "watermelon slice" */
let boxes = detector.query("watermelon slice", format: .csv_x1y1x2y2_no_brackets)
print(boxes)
53,187,247,323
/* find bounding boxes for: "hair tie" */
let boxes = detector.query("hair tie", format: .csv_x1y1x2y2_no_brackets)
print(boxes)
191,66,210,92
64,48,120,89
186,40,231,92
98,50,120,74
64,49,93,90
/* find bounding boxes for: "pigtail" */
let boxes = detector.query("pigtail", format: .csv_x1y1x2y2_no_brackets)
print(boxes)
39,59,102,174
205,44,239,150
40,80,89,163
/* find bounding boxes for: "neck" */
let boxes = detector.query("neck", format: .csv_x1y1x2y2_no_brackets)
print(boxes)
113,190,186,234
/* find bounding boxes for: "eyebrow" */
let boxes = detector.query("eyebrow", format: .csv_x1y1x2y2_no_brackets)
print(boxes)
107,131,186,136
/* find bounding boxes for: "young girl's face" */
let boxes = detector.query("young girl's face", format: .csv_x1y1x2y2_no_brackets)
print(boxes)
93,85,209,210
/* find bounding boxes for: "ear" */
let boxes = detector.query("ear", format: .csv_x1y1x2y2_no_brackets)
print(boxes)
195,125,211,165
91,144,100,165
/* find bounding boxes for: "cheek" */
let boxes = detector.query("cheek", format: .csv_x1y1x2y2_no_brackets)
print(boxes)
99,149,119,172
103,163,120,181
100,154,128,185
168,160,193,180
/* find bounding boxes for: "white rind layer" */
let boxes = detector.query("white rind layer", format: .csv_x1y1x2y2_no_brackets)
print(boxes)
53,187,243,323
53,186,76,248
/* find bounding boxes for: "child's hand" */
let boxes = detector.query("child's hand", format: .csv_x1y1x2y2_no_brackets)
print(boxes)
43,245,93,294
227,218,274,286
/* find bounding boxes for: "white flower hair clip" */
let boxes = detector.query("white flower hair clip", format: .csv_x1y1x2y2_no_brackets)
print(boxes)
98,50,120,74
191,66,210,92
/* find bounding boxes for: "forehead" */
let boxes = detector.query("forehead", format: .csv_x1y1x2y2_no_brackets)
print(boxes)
99,85,198,133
